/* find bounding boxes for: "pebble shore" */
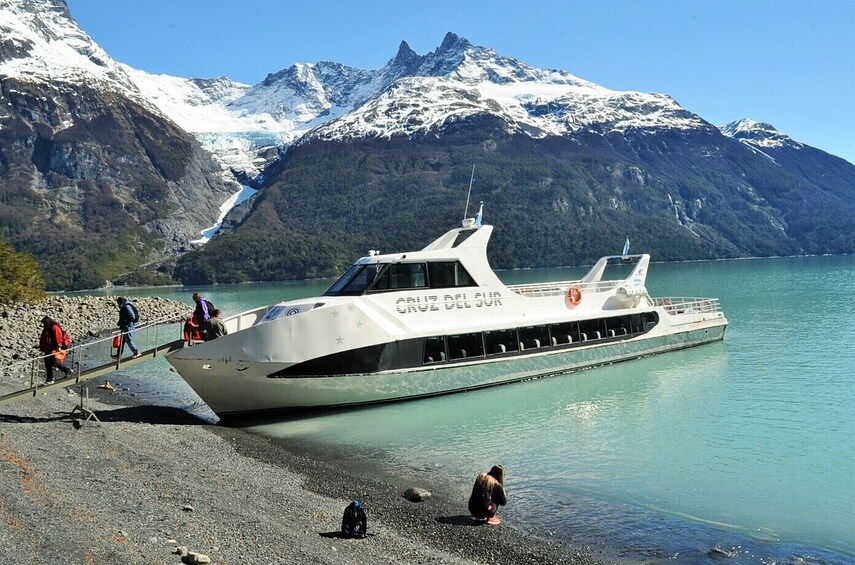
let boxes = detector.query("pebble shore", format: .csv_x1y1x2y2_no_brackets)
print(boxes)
0,298,609,564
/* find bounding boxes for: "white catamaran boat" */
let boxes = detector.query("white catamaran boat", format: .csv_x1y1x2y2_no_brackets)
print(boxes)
167,215,728,417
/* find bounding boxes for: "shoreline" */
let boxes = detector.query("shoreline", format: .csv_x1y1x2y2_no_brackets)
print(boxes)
0,385,608,564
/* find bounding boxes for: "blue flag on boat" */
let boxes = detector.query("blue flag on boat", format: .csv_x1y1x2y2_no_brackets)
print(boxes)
475,201,483,227
622,237,630,256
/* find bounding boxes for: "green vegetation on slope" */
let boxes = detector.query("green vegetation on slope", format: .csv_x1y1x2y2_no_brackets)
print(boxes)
175,126,831,285
0,237,45,305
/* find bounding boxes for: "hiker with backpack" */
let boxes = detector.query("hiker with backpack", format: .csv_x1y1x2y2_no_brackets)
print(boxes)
37,316,72,383
185,293,215,343
468,464,507,525
114,297,141,359
192,293,215,324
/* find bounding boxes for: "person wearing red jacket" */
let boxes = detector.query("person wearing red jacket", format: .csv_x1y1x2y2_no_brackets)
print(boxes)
38,316,71,383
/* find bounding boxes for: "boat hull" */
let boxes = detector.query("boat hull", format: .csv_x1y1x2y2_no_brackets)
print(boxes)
168,322,726,416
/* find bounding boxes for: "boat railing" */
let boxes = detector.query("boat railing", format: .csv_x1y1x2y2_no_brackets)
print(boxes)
654,297,722,314
224,305,272,333
508,279,620,298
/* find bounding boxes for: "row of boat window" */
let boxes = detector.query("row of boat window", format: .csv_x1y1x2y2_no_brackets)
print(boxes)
423,312,658,364
325,261,477,296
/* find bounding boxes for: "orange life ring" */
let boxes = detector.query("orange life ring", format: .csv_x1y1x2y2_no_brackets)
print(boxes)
567,286,582,306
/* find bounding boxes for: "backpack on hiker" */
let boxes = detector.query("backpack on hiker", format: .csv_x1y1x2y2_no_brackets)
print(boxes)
340,499,367,539
127,302,140,323
59,326,72,349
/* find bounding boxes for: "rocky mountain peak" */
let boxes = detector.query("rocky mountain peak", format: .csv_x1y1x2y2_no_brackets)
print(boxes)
720,118,800,150
0,0,138,92
392,40,419,67
438,31,471,54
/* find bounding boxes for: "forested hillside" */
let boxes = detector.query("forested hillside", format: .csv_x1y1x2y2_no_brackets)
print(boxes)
174,118,854,284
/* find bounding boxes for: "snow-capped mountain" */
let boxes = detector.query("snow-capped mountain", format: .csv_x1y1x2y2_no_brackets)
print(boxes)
0,0,135,91
309,33,710,141
0,0,238,289
0,0,280,181
121,32,714,169
6,0,855,290
719,118,804,153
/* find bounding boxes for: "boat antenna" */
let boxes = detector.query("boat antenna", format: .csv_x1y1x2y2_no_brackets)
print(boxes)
463,164,475,221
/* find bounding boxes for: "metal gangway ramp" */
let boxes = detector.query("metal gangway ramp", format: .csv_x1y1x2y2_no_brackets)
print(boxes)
0,315,187,409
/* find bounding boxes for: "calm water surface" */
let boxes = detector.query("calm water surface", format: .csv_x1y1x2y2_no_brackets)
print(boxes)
103,255,855,564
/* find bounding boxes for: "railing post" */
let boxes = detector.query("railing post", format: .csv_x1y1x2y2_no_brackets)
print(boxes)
76,346,83,384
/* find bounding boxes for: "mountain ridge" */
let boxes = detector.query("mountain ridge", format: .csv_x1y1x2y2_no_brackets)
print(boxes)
2,1,855,289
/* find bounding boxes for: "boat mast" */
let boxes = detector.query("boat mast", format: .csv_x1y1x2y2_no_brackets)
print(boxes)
463,164,475,221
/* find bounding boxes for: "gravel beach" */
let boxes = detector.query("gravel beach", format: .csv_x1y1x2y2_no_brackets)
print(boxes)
0,389,609,565
0,298,609,564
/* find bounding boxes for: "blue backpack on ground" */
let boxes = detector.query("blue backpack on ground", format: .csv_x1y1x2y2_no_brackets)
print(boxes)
341,499,367,539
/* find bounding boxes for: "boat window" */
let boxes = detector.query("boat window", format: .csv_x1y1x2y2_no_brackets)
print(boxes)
579,318,606,341
549,322,579,345
427,261,476,288
629,314,645,334
485,329,519,355
643,312,659,331
604,316,631,337
370,263,427,292
324,262,388,296
447,333,485,360
519,325,550,350
452,230,477,247
423,336,447,364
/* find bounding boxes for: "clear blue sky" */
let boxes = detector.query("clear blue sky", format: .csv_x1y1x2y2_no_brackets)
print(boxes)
66,0,855,165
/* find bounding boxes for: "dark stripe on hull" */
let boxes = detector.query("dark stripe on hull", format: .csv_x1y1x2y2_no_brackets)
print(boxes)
270,311,661,378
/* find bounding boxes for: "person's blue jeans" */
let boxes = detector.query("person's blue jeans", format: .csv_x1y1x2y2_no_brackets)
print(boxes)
120,323,138,355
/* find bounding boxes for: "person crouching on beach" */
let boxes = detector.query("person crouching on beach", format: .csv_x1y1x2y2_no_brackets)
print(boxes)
468,464,506,525
38,316,71,384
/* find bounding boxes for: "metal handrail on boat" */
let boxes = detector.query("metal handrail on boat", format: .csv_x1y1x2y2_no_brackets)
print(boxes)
654,297,722,314
508,279,620,298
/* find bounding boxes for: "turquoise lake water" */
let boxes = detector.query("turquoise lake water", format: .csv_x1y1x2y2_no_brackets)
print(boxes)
103,255,855,563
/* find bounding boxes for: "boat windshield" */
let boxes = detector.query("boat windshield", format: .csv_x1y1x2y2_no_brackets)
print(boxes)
324,262,388,296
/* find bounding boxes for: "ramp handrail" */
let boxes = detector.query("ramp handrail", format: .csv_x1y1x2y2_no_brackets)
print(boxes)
1,310,189,375
0,310,192,407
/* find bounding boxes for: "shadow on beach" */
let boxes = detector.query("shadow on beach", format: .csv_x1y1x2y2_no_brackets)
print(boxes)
0,405,208,426
0,411,74,424
436,515,489,527
92,405,211,425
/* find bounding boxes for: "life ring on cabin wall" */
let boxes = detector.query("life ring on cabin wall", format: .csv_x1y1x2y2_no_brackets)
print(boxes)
567,286,582,306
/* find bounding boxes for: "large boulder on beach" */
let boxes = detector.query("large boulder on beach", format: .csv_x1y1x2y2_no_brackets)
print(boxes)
402,487,432,502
